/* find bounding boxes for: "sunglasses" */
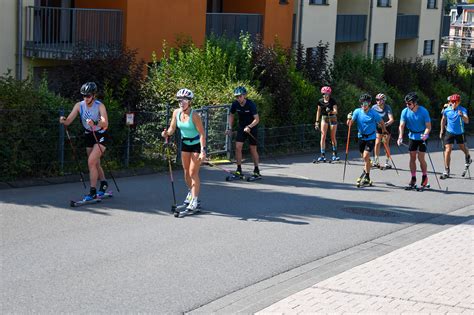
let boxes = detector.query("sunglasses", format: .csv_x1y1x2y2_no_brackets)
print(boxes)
361,102,370,106
376,98,383,101
83,94,93,98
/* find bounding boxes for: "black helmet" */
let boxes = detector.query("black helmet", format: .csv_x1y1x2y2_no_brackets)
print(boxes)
233,86,247,96
404,92,418,103
359,93,372,103
80,82,98,95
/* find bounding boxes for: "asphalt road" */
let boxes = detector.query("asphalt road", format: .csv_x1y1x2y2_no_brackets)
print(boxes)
1,143,473,313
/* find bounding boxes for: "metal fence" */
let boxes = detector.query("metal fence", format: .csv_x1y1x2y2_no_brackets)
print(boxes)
0,105,471,182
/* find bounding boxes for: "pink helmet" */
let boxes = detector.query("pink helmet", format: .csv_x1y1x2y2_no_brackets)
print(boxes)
376,93,386,101
449,94,461,102
321,86,332,95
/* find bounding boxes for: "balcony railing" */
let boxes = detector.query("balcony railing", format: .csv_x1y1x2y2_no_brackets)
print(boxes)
25,6,123,60
336,15,367,43
395,15,419,39
206,13,263,40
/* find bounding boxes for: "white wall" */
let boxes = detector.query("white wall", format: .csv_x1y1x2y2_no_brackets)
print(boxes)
418,2,442,62
0,1,17,76
300,0,338,60
371,0,398,58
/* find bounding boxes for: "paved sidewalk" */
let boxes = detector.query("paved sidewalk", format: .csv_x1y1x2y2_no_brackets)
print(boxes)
257,219,474,314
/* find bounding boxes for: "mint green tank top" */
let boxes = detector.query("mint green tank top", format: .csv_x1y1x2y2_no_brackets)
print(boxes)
177,109,200,145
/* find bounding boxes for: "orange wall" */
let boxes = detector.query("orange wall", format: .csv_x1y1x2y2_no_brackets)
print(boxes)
222,0,293,48
125,0,207,62
76,0,207,63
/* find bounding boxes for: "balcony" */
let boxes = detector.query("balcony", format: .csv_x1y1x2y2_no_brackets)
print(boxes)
206,13,263,40
25,6,123,60
336,15,367,43
395,15,419,39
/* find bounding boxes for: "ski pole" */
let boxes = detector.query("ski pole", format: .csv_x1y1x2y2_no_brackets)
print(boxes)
247,131,280,165
342,121,352,182
91,127,120,192
164,129,178,212
64,126,87,189
423,141,442,190
203,161,234,174
381,135,399,175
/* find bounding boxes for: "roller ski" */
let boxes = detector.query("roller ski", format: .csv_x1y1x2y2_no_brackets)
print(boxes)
461,155,471,177
174,197,201,218
380,162,392,170
70,190,113,207
226,171,245,181
312,155,326,164
356,174,373,188
416,175,430,191
247,172,262,182
404,177,417,190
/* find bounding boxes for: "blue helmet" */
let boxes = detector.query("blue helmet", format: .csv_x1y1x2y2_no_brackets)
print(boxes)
233,86,247,96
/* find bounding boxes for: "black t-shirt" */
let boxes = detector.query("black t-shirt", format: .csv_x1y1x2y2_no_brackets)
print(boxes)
230,99,258,127
317,97,337,114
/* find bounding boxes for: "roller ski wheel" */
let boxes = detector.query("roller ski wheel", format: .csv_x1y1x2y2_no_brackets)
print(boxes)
247,174,262,182
416,184,431,192
329,155,340,163
226,172,245,181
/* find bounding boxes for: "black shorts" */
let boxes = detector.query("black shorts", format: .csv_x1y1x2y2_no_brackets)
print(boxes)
181,142,201,153
444,131,465,145
376,125,392,135
236,126,258,145
359,139,375,153
408,139,427,152
84,130,108,148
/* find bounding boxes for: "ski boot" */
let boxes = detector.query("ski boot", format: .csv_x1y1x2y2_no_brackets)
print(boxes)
82,188,98,202
416,175,430,191
462,155,472,177
175,197,201,217
382,160,392,170
330,154,340,163
405,177,417,190
372,158,380,169
356,171,366,184
313,155,326,163
357,174,373,188
440,169,450,180
247,171,262,182
97,180,108,197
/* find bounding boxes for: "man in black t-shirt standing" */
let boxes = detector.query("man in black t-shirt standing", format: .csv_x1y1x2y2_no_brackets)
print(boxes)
225,86,261,179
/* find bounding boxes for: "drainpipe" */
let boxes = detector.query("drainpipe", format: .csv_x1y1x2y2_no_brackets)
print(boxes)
298,0,303,47
437,3,444,64
367,0,373,58
16,0,23,80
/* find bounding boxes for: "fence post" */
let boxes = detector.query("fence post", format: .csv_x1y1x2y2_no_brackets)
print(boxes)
225,105,231,161
204,106,209,151
59,108,65,172
124,127,130,168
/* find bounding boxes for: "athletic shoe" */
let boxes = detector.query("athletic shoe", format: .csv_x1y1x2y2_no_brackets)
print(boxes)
186,197,199,211
184,191,192,205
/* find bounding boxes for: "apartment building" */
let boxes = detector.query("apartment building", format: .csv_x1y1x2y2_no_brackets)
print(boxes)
2,0,294,81
294,0,443,62
442,4,474,56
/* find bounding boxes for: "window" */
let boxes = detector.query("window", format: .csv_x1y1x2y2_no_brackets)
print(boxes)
377,0,390,7
455,28,460,36
427,0,436,9
423,40,435,55
374,43,387,60
279,0,289,4
309,0,328,5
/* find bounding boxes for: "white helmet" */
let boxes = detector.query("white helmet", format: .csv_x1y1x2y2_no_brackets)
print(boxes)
376,93,386,101
176,88,194,100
